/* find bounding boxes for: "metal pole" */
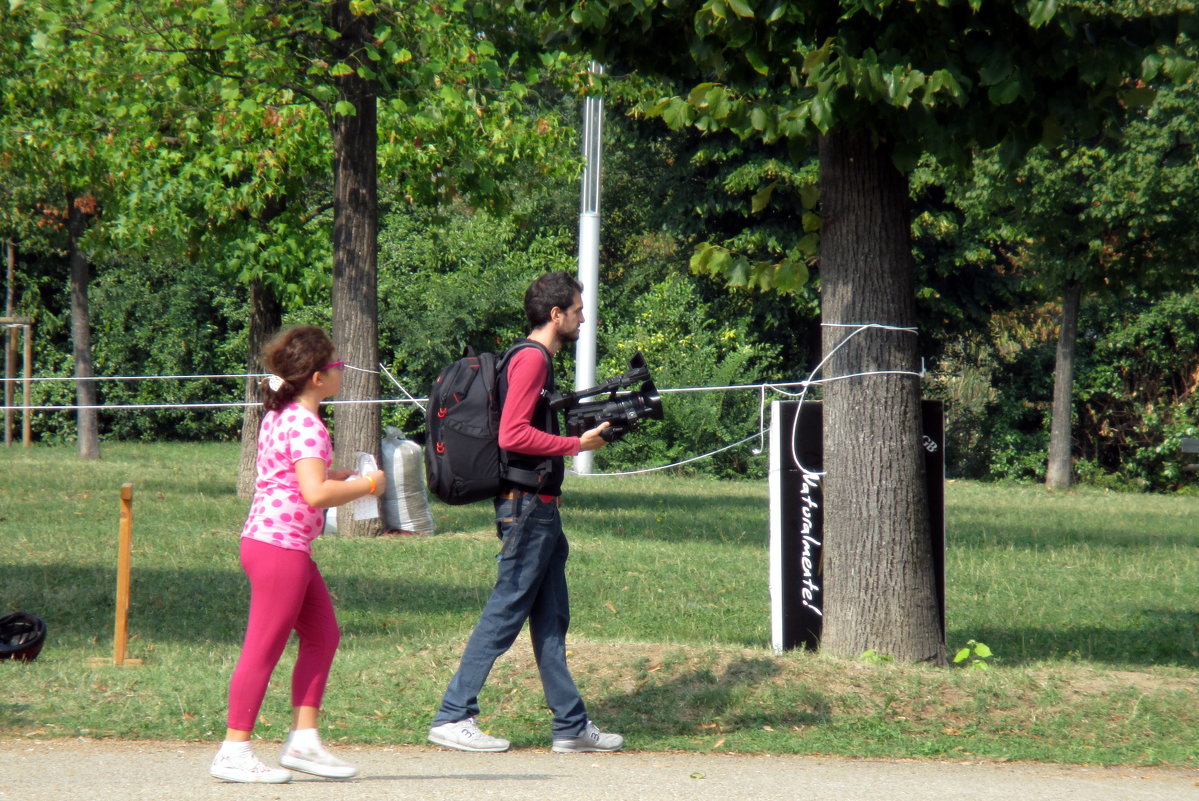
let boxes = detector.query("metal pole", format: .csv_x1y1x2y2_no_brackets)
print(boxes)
22,323,31,447
575,62,604,475
3,326,12,447
4,242,13,446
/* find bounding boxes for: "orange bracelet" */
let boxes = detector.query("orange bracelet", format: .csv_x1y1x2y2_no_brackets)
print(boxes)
365,475,376,495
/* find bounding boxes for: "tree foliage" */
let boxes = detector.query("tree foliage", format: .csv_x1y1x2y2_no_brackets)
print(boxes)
522,0,1197,665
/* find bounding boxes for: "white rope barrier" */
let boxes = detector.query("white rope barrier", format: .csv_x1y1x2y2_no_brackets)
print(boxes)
568,430,767,477
378,361,426,413
3,398,412,412
0,375,825,411
784,323,923,476
1,328,925,477
576,323,924,477
0,372,267,383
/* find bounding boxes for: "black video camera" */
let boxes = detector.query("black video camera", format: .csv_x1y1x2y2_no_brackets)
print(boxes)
551,353,664,443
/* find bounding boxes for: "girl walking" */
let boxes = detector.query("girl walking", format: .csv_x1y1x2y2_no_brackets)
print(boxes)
210,326,386,783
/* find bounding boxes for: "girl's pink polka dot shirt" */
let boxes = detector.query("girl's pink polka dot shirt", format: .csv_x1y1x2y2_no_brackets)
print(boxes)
241,402,332,553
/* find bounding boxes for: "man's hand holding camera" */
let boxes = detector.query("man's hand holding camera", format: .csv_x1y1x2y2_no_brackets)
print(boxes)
578,421,612,451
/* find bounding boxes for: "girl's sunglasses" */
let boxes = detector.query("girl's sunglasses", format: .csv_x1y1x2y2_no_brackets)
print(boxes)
322,360,347,372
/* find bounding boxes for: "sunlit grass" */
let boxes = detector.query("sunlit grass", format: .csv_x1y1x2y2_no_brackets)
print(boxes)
1,443,1197,766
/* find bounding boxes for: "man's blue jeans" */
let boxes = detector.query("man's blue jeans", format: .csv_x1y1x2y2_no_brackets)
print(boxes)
432,493,588,737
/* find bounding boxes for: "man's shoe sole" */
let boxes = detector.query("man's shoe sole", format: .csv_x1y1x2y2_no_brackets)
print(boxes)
551,743,623,754
427,733,510,753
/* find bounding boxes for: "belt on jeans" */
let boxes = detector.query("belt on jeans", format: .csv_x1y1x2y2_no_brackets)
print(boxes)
497,489,560,506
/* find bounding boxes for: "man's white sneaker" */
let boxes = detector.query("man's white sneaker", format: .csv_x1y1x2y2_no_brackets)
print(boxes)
428,717,511,752
279,742,359,779
551,720,624,753
209,751,292,783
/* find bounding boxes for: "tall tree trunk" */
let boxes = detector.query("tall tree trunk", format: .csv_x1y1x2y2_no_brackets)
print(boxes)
329,0,381,537
1046,279,1083,491
237,278,283,498
67,199,99,460
817,132,945,665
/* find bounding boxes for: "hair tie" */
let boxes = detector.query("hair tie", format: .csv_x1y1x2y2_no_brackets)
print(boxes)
267,374,286,392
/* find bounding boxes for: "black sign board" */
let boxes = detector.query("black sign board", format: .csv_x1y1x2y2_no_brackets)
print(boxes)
769,400,945,651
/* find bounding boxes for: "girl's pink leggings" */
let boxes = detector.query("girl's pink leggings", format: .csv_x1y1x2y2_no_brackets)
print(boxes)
226,537,341,731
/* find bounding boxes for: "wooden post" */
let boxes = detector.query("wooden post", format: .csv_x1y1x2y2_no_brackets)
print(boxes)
114,483,133,665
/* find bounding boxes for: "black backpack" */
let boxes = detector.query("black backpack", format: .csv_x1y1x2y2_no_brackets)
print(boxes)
424,342,553,505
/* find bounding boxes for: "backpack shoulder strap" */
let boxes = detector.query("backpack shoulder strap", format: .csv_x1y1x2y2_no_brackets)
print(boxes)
496,339,556,486
498,339,552,380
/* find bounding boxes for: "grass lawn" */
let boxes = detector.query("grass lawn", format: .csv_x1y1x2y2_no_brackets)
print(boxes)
1,442,1197,766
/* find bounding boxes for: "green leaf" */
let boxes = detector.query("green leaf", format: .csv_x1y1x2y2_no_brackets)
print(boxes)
687,82,718,106
1027,0,1058,28
331,62,354,76
799,183,819,210
641,97,672,119
333,100,356,116
803,42,832,74
690,243,717,273
662,98,692,129
973,643,993,658
795,233,819,258
746,47,768,76
1141,53,1163,81
705,85,731,118
809,94,833,133
726,0,754,18
710,246,733,278
751,181,776,214
729,256,750,286
774,258,807,291
953,647,970,663
988,75,1022,105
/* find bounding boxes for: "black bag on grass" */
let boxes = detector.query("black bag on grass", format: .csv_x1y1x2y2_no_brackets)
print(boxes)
0,611,46,662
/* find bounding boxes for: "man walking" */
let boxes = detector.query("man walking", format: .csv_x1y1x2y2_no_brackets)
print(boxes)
427,272,623,754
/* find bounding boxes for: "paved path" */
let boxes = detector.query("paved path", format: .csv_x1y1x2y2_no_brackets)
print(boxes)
2,740,1196,801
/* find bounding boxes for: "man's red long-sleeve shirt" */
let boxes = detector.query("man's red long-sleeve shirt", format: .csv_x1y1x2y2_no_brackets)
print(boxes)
498,347,580,457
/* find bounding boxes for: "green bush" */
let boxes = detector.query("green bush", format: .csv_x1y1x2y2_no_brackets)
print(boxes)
23,257,247,444
594,275,776,478
1073,291,1199,491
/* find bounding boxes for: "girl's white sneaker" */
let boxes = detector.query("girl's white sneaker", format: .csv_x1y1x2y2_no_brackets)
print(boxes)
210,751,292,783
279,742,359,779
